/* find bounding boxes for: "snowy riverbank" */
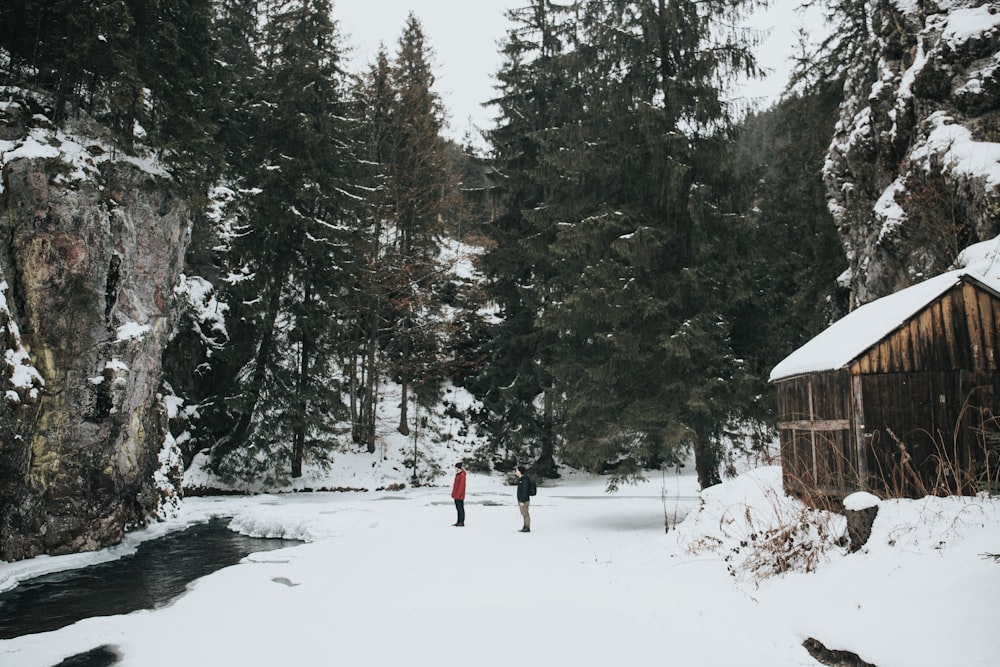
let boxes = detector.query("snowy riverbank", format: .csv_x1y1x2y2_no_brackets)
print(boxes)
1,466,997,667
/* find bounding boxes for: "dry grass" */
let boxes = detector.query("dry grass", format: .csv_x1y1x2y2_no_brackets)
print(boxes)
784,393,999,504
680,470,848,586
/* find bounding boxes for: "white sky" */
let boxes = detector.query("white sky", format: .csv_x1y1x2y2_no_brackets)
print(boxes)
333,0,827,147
334,0,517,145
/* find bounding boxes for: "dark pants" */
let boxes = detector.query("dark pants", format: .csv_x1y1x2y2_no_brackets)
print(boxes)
454,499,465,524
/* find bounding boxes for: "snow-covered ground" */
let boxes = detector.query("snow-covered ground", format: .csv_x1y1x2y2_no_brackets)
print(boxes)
1,464,997,667
2,110,998,663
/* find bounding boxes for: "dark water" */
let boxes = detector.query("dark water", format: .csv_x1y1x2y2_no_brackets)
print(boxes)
0,517,297,641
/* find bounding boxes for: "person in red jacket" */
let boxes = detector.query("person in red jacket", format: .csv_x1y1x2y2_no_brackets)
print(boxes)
451,462,466,526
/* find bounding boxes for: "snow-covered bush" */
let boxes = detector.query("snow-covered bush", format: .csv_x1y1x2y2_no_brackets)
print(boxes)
671,467,848,585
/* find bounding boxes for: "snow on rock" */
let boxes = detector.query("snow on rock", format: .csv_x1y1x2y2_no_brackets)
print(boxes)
939,3,1000,46
844,491,882,511
0,281,44,404
115,321,152,342
874,176,908,241
153,433,184,521
174,274,228,347
824,0,1000,303
910,111,1000,188
955,234,1000,274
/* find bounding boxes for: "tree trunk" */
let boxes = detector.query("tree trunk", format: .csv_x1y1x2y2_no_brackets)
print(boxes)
363,310,379,452
398,369,410,435
349,325,360,439
353,217,382,453
534,388,559,477
693,433,722,490
397,317,411,435
291,326,310,478
291,426,305,477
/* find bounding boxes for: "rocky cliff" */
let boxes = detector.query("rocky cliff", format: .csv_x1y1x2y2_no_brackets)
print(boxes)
0,92,188,561
825,0,1000,302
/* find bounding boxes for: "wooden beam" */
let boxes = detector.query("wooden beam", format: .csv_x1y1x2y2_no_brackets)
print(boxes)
778,419,851,431
852,375,868,491
808,379,817,484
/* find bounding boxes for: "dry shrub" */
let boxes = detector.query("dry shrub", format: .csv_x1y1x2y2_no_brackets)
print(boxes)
676,468,848,586
876,401,999,499
720,487,847,584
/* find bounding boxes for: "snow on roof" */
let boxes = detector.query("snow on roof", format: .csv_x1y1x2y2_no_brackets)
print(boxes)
769,269,997,381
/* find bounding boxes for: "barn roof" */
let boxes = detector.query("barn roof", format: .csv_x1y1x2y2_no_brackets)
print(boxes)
769,269,1000,381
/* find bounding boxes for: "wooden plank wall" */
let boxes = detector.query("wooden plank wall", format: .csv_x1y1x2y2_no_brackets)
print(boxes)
779,369,1000,499
776,280,1000,502
776,371,857,499
859,371,956,496
853,282,1000,375
850,281,999,496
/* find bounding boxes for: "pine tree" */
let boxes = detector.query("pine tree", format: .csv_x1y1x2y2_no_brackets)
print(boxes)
210,0,265,175
0,0,133,123
788,0,872,93
347,47,396,453
486,0,764,488
0,0,220,188
129,0,221,188
381,14,455,437
712,85,849,474
210,0,363,480
478,0,576,474
732,85,848,372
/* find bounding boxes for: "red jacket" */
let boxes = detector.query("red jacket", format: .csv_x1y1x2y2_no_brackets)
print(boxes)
451,469,466,500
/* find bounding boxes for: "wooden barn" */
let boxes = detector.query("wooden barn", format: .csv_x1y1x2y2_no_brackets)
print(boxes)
770,269,1000,504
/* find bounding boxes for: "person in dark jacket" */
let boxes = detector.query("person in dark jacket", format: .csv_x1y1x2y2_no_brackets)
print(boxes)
451,462,466,526
515,465,531,532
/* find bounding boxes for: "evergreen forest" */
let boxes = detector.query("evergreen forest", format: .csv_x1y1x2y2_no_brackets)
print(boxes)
0,0,854,491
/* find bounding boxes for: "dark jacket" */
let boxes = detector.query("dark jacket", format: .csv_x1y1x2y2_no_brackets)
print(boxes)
516,475,532,503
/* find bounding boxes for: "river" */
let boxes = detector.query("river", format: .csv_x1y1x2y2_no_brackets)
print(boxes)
0,517,297,664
